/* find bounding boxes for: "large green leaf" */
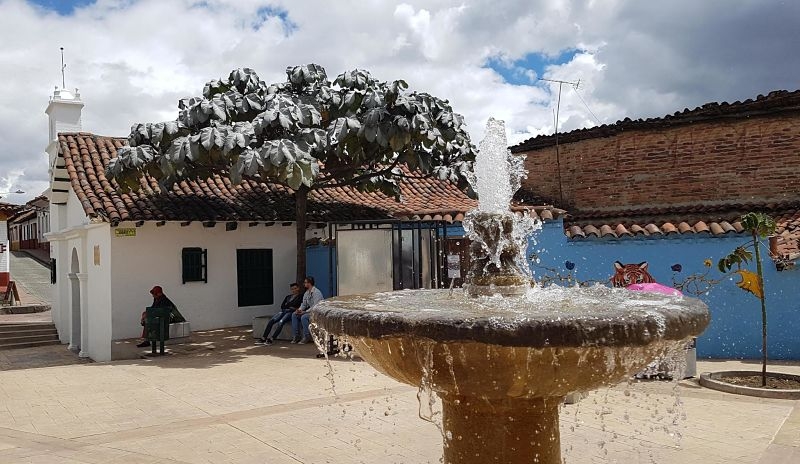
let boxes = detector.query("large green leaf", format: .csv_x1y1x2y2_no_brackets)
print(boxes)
108,63,476,201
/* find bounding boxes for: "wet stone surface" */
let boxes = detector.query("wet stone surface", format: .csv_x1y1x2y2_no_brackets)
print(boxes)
313,286,710,348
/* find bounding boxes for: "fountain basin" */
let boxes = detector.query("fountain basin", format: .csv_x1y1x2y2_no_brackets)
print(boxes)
313,287,710,464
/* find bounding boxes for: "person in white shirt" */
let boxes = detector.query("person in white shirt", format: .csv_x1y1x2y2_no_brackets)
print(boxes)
291,276,324,344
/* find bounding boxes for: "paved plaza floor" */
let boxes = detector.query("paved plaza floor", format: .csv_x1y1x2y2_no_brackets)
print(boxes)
0,327,797,463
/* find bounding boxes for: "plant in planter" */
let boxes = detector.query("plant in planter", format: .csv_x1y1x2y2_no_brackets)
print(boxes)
716,212,776,387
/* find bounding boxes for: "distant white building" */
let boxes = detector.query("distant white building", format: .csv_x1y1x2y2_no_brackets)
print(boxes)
43,88,482,361
0,202,21,294
8,194,50,252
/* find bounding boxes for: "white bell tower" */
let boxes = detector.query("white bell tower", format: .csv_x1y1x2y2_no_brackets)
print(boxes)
45,87,83,204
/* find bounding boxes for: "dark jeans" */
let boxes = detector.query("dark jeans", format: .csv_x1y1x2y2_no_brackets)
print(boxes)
262,310,293,339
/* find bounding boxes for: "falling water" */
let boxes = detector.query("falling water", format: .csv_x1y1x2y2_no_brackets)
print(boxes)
463,118,541,284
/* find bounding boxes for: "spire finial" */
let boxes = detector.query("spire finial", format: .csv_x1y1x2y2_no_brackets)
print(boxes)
60,47,66,88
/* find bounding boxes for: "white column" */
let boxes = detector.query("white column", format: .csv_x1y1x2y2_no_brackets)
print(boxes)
77,272,90,358
67,272,79,350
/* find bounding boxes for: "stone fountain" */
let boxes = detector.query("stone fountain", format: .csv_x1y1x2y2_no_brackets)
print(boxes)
313,118,710,464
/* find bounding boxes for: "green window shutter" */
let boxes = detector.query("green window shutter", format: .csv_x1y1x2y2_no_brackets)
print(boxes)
236,249,274,307
182,248,207,284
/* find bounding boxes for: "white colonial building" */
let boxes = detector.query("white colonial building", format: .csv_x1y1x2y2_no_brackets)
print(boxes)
43,88,483,361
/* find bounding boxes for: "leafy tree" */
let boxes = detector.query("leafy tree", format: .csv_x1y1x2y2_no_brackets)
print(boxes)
717,212,777,386
107,65,476,282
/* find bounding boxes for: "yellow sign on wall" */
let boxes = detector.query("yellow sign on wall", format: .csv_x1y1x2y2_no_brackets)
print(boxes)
114,228,136,237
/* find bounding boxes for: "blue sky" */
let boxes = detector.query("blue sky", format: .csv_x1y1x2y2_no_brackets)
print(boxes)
27,0,96,15
1,0,799,203
485,49,579,85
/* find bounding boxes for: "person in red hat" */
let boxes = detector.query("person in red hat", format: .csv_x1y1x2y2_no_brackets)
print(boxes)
137,286,185,348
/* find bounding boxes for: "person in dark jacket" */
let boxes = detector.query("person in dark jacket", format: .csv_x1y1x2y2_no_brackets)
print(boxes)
137,285,184,348
257,283,303,345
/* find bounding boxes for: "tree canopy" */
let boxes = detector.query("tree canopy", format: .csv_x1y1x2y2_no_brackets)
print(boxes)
108,64,475,198
107,64,477,282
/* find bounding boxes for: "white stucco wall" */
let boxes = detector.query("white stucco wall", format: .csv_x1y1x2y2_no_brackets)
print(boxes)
110,221,296,340
48,203,69,342
85,225,112,361
65,189,88,227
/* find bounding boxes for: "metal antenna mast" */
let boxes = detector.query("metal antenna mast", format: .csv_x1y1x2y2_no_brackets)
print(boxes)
539,77,580,207
60,47,66,88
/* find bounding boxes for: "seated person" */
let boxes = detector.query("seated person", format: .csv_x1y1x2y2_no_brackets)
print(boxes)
257,283,303,345
137,285,185,348
291,276,324,344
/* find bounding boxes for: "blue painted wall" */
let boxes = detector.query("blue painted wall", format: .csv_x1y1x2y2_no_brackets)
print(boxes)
308,220,799,360
530,220,800,360
306,245,336,299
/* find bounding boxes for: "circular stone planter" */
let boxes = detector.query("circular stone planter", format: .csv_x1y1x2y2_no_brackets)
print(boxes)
699,371,800,399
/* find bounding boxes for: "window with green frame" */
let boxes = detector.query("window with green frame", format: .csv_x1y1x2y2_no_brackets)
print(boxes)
182,247,207,283
236,249,274,307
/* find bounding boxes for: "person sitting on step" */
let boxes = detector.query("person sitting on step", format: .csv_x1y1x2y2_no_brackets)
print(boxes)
257,282,303,345
137,286,185,348
290,276,324,344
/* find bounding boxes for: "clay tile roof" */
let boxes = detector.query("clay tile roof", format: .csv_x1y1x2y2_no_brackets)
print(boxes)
511,89,800,153
614,224,633,237
563,206,800,264
0,202,23,219
708,222,724,235
773,209,800,259
661,223,678,234
597,224,613,237
8,208,36,223
60,133,562,226
677,222,693,233
719,221,737,233
693,221,710,234
583,225,600,237
567,225,585,239
644,224,662,235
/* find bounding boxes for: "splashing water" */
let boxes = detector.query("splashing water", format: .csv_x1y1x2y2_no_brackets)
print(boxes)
463,118,542,285
470,117,526,213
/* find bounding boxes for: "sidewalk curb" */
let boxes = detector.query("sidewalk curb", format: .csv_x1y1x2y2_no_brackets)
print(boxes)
16,250,51,269
1,304,51,315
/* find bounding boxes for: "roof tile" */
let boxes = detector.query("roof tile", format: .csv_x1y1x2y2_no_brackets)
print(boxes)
60,133,562,226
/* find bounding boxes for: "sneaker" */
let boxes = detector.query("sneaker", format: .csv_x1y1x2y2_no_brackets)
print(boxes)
136,340,151,348
265,338,274,345
255,338,267,345
290,337,301,344
299,337,311,345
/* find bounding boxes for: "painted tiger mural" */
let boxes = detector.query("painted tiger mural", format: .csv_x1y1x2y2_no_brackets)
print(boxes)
610,261,656,287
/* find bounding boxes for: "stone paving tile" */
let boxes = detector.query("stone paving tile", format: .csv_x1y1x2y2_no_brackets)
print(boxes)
0,333,796,463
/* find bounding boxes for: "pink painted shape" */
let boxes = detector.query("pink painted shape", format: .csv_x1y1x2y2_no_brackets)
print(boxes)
626,282,683,297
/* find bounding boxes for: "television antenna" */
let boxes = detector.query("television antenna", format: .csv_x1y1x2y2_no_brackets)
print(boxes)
538,78,580,207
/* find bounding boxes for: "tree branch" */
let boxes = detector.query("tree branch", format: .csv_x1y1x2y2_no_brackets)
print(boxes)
315,156,403,188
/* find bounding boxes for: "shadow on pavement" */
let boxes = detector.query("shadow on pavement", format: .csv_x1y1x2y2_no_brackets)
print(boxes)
110,326,362,369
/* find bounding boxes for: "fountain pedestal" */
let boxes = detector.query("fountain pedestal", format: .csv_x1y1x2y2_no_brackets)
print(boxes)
442,395,561,464
314,289,710,464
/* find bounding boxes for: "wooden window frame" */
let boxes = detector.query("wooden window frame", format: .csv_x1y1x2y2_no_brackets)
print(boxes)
181,247,208,284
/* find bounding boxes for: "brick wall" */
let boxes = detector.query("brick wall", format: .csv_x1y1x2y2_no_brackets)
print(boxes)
520,113,800,211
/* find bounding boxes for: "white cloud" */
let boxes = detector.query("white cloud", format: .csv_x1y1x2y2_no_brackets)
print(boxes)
0,0,798,204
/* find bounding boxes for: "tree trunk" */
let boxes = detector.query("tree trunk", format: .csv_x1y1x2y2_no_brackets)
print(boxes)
753,231,768,387
295,186,309,285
